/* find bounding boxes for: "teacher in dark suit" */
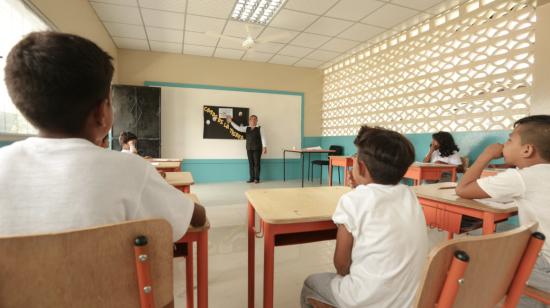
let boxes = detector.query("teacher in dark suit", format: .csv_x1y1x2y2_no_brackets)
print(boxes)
227,115,267,183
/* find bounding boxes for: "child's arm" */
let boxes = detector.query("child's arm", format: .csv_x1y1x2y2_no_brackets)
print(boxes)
423,143,438,163
456,144,503,199
190,203,206,227
334,225,353,276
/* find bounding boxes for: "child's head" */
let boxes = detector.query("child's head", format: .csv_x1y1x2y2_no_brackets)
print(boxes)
431,131,459,157
4,32,114,143
353,126,415,185
503,115,550,166
249,115,258,127
118,131,137,148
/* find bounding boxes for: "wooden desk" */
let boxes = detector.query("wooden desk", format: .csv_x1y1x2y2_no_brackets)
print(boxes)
149,158,182,163
404,162,458,185
328,156,353,186
246,186,350,308
413,183,517,239
151,161,181,172
174,193,210,308
481,168,507,178
165,172,194,193
282,149,335,187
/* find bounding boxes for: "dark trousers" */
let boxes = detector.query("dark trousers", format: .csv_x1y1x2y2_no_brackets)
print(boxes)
247,149,262,180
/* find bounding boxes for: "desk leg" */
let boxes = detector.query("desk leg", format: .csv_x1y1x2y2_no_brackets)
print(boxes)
482,212,497,235
197,230,208,308
248,203,256,308
283,151,286,182
301,153,305,187
328,160,333,186
186,243,194,308
451,169,457,182
263,223,275,308
308,153,311,181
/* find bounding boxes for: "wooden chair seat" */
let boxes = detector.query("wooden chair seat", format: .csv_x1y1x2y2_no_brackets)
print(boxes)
0,219,174,308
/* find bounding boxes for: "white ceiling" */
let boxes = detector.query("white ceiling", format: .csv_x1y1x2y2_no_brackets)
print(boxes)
89,0,466,69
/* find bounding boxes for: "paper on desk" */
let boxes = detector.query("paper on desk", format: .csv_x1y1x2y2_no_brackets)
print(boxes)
474,198,517,210
304,146,322,150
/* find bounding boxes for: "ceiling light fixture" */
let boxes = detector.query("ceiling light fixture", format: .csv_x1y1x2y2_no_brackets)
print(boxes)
230,0,285,25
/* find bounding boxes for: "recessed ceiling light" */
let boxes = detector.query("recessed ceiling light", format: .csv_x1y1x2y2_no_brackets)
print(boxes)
230,0,285,25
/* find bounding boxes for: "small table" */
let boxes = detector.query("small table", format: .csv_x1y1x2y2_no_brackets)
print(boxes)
404,162,458,185
165,172,194,193
282,149,335,187
151,161,181,172
413,183,517,239
481,168,507,178
175,193,210,308
328,156,353,186
246,186,350,308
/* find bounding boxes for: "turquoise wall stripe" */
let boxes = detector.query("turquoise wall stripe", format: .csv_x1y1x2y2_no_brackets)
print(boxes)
318,130,510,183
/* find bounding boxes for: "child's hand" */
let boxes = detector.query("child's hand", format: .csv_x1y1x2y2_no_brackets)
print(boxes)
429,142,439,152
482,143,504,159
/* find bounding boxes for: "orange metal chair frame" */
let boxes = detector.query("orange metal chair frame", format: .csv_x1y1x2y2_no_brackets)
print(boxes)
134,235,155,308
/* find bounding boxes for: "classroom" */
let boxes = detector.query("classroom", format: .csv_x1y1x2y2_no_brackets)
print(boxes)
1,0,549,307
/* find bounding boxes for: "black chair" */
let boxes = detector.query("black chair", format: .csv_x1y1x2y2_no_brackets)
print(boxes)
310,145,344,185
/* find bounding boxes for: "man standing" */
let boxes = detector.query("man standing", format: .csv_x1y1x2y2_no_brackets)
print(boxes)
227,115,267,183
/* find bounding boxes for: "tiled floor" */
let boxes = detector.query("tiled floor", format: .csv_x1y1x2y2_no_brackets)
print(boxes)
172,180,503,308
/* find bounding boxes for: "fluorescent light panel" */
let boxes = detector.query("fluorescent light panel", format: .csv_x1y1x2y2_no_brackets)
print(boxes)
231,0,284,24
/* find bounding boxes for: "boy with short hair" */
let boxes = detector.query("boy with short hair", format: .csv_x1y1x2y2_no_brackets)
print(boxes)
0,31,205,241
301,126,429,308
456,115,550,307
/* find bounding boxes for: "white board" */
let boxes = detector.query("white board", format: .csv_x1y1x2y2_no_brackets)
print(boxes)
160,86,302,159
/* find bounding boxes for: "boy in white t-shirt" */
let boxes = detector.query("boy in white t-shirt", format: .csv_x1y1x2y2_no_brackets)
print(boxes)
456,115,550,307
300,126,429,308
1,31,205,241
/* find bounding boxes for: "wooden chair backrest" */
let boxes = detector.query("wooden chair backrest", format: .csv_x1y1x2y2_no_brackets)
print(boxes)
0,219,174,308
414,223,539,308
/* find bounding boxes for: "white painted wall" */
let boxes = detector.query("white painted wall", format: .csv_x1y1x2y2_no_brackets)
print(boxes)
160,86,302,159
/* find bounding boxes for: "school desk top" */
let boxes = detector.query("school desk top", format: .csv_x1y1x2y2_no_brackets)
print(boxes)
185,193,210,232
284,148,336,153
150,161,180,169
413,183,517,213
164,172,194,186
245,186,351,224
410,162,458,168
148,158,182,162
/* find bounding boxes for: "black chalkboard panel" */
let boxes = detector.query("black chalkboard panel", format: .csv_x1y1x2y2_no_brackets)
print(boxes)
203,105,249,139
111,85,161,157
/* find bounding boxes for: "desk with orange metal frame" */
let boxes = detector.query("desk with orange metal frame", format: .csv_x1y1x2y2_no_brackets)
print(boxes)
174,193,209,308
283,149,335,187
413,183,517,240
404,162,458,185
165,172,194,193
328,156,353,186
151,161,181,172
246,186,350,308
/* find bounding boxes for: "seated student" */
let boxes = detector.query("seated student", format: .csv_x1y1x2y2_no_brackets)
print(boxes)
423,131,463,176
301,126,429,308
0,31,205,241
119,131,138,154
456,115,550,307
